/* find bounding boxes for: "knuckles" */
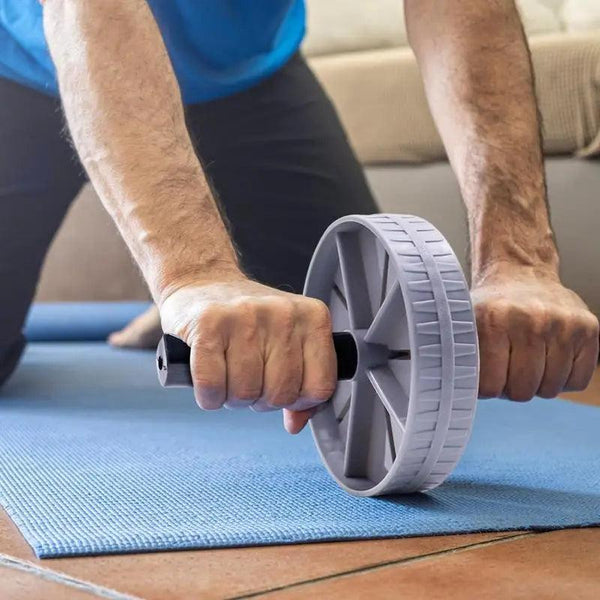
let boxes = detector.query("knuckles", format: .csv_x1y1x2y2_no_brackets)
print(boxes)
266,298,298,333
571,313,600,341
302,298,332,331
475,297,598,345
194,304,232,336
192,295,333,340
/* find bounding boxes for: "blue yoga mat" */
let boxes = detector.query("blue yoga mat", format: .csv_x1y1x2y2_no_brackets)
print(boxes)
0,336,599,558
25,302,152,342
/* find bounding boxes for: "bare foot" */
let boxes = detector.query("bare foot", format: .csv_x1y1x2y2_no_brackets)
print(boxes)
108,304,163,349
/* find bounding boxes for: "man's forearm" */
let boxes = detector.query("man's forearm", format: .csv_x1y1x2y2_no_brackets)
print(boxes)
405,0,558,284
43,0,241,304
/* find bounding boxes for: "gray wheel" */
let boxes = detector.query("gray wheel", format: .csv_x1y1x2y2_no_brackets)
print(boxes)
304,214,479,496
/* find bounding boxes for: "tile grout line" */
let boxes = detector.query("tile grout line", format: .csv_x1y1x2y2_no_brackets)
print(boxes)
229,532,534,599
0,553,139,600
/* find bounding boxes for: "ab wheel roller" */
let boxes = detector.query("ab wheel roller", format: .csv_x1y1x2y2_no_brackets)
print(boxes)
157,214,479,497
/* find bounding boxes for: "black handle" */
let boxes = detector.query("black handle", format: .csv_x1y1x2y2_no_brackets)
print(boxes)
156,332,358,388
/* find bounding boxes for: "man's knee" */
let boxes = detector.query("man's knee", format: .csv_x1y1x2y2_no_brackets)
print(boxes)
0,335,26,388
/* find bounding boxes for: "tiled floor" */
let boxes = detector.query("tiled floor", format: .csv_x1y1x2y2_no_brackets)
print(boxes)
1,369,598,599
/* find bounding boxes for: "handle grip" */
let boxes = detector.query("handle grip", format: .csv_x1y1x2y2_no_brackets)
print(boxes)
156,332,358,388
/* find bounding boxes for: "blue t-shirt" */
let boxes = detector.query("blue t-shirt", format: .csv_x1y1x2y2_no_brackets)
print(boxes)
0,0,305,104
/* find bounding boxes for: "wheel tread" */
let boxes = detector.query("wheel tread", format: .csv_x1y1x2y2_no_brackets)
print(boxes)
370,214,478,495
309,214,478,496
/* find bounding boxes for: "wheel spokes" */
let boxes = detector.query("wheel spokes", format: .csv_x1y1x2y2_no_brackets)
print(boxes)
342,370,408,480
358,232,389,317
342,378,376,478
367,366,409,429
368,367,409,474
365,281,404,345
331,227,412,482
384,409,397,466
379,251,390,307
332,380,352,423
336,232,374,329
330,269,351,332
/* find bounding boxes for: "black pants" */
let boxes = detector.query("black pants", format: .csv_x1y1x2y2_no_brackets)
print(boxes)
0,54,377,385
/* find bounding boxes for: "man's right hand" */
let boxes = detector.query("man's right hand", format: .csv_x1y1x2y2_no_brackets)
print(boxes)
159,277,337,434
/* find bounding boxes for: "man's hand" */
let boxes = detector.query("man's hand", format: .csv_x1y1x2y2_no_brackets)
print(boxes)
473,264,599,401
160,278,337,434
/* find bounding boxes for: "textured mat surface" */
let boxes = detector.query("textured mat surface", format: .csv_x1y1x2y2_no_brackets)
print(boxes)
1,341,599,558
25,302,152,341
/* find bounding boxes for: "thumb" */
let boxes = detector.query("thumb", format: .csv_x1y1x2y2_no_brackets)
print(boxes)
283,408,316,434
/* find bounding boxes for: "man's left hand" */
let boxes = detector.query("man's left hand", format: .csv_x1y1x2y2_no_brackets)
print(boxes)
472,264,599,401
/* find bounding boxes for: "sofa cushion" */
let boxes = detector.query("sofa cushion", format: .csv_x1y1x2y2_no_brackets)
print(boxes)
519,0,562,36
303,0,407,57
561,0,600,33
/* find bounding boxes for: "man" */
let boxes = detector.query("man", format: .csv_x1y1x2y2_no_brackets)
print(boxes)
0,1,597,433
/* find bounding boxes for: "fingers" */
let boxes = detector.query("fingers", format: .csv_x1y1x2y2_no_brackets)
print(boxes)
477,325,510,398
223,307,263,409
296,301,337,410
537,341,572,399
504,336,545,401
475,290,599,402
258,317,303,411
274,302,336,424
253,298,336,416
283,407,317,435
181,291,336,430
191,336,227,410
565,318,599,392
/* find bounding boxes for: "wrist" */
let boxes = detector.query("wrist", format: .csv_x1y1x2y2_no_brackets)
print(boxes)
472,257,560,289
472,234,559,287
156,262,246,307
128,177,245,305
469,206,559,287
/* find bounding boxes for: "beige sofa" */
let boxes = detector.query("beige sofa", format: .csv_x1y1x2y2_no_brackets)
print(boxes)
36,1,600,317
